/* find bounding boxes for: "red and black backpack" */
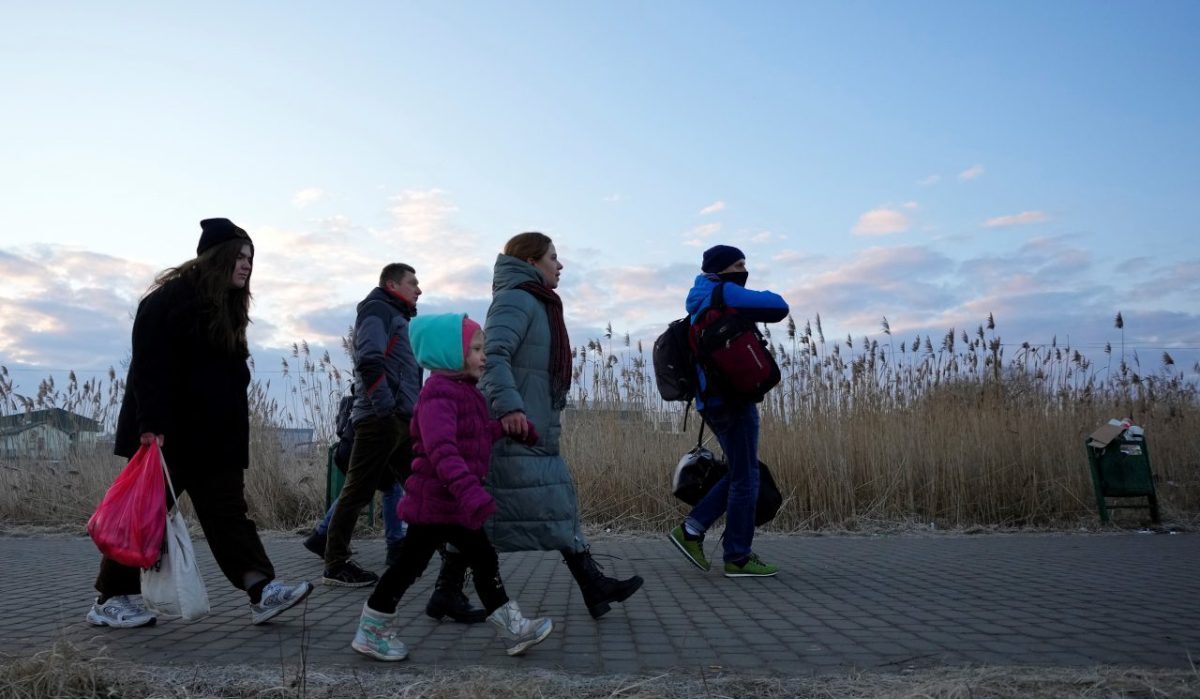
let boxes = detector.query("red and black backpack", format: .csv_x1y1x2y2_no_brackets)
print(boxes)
688,283,781,403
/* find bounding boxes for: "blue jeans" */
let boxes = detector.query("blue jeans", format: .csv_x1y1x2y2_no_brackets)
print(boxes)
684,401,760,563
317,482,407,545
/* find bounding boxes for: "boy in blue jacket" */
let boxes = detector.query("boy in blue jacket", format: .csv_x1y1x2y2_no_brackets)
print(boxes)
668,245,789,577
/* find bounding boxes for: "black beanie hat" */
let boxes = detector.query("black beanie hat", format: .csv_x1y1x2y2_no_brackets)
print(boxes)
701,244,746,273
197,218,251,256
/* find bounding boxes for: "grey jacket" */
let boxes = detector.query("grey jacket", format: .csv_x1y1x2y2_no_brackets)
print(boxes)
349,287,421,425
479,254,587,553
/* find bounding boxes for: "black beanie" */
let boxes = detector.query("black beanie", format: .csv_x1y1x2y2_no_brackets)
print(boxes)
197,218,251,256
701,244,745,273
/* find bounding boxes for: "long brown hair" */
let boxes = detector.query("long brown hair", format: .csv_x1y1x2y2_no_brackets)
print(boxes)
147,239,253,356
503,232,552,263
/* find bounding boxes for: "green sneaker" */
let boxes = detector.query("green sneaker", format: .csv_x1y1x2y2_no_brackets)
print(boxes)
723,554,778,578
668,526,710,571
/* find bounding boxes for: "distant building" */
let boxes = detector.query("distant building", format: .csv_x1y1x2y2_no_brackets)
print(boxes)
0,408,104,458
0,422,73,460
269,427,316,453
563,400,686,433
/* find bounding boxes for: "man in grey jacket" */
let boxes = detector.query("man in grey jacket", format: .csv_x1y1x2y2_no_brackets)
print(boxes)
321,263,488,624
322,263,423,588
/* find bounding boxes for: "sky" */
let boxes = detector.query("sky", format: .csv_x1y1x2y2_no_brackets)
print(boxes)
2,1,1198,404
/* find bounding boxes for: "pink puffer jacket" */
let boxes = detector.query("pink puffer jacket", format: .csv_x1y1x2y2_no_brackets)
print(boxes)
397,373,507,528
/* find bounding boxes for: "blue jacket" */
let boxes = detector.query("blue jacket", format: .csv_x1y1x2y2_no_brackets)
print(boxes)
349,287,422,424
685,273,789,410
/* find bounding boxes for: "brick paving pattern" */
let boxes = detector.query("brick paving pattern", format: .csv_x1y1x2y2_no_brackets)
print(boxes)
3,532,1198,675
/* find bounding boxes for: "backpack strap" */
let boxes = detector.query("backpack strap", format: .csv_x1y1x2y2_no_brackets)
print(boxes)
710,282,726,311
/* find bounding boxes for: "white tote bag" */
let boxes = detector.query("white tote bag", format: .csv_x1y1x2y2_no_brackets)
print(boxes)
141,457,210,620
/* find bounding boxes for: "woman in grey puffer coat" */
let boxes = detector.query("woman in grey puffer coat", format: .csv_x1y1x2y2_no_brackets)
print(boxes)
477,231,643,620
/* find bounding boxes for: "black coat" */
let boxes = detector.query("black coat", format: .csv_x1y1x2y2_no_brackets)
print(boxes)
114,277,251,470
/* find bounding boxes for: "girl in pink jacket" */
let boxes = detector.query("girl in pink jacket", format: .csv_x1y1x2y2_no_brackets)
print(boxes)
351,313,553,661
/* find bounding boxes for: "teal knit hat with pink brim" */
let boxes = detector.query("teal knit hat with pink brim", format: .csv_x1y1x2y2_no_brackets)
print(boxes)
409,313,480,371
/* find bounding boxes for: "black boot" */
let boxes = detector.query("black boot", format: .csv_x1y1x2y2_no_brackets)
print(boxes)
563,549,644,619
425,549,487,624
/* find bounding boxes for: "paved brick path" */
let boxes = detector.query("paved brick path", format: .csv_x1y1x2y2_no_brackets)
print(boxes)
4,532,1198,675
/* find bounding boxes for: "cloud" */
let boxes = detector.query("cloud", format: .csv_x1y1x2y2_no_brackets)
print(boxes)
772,250,810,265
699,201,726,216
901,201,919,210
1127,258,1200,303
852,208,910,236
602,193,623,203
0,246,154,370
984,211,1049,228
5,195,1197,402
958,165,985,181
382,189,461,246
751,230,774,243
917,175,941,186
291,187,325,208
245,189,496,352
683,222,722,246
566,260,700,334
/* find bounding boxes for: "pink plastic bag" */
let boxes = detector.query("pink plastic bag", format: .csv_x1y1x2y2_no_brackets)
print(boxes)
87,443,167,568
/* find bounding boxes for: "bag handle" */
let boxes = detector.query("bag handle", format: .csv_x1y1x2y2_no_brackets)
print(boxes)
154,443,181,515
694,415,716,450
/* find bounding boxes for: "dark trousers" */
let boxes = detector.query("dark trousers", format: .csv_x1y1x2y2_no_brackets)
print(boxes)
368,524,508,615
687,402,761,562
325,413,411,567
95,463,275,599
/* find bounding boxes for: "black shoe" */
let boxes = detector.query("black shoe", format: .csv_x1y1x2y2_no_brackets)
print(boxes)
563,550,644,620
425,549,487,623
321,560,378,588
385,540,404,568
302,530,326,558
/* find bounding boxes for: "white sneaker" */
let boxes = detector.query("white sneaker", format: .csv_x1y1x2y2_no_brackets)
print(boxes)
86,594,156,628
350,602,409,661
487,600,553,656
250,580,313,625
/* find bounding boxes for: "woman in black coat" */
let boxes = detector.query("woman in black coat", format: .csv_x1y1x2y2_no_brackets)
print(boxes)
88,218,313,628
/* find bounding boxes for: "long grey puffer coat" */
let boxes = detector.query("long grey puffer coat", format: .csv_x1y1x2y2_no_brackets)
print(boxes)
479,254,587,554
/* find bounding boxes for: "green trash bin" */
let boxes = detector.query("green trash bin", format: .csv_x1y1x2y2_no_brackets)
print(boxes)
325,443,374,521
1084,435,1160,524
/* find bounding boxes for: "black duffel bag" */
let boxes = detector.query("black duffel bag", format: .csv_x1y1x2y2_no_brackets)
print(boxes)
670,422,783,526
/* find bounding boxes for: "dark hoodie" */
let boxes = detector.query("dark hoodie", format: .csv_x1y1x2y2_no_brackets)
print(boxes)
349,286,422,424
113,276,251,469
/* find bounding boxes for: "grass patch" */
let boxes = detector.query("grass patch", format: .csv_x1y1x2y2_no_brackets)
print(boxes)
2,640,1198,698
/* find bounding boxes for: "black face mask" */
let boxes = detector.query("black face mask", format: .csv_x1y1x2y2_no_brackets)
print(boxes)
717,271,748,287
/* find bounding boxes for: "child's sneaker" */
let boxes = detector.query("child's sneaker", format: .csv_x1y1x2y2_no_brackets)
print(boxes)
86,594,156,628
668,525,710,571
723,554,779,578
487,601,553,656
351,602,408,661
250,580,314,624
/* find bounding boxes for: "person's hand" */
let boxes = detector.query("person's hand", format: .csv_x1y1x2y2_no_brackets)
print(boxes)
500,411,529,440
139,432,164,447
460,485,497,530
520,420,540,446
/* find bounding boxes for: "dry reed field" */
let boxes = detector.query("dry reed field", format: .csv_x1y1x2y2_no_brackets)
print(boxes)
2,315,1198,532
2,318,1199,698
